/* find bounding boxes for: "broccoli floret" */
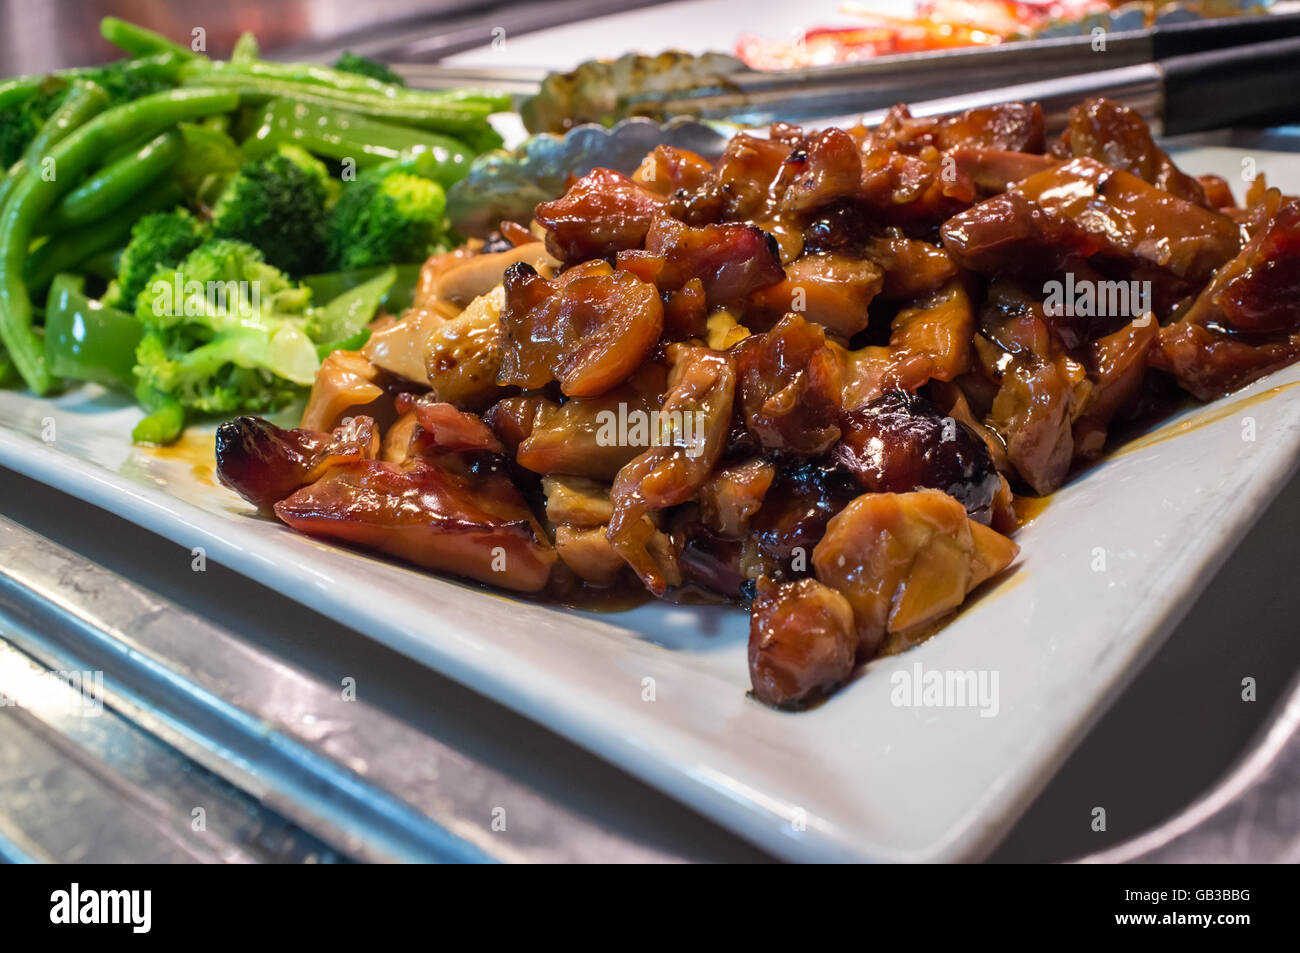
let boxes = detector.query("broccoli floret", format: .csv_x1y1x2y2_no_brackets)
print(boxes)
333,52,405,87
106,208,208,309
210,146,333,276
328,171,447,270
134,239,319,416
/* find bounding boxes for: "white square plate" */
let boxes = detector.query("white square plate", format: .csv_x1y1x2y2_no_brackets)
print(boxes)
2,145,1298,862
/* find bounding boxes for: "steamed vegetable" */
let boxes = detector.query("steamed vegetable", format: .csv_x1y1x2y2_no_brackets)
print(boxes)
104,206,208,308
328,170,447,270
210,146,332,275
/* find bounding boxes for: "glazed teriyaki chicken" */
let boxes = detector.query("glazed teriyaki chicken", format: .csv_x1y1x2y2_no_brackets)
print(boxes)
216,97,1300,708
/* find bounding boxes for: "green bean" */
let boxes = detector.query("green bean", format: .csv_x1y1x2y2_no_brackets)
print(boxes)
24,182,185,292
183,59,510,111
100,17,200,61
240,98,473,180
0,87,238,393
47,129,183,229
0,82,109,217
180,73,493,133
0,75,45,111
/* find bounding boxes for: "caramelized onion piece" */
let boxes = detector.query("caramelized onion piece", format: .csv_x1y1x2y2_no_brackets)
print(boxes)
274,458,556,592
534,167,666,264
497,261,663,397
608,346,736,594
301,350,386,432
216,415,378,515
835,391,1000,523
748,576,858,708
734,313,843,456
813,490,1018,658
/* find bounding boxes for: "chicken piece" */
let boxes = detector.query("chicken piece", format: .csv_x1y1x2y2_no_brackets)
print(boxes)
812,489,1019,657
274,458,556,592
677,132,792,222
497,260,663,397
699,459,775,538
934,102,1046,154
663,277,708,340
515,361,668,479
748,576,858,708
889,278,974,383
301,350,387,433
834,391,1001,524
553,525,626,586
607,346,735,594
632,145,713,197
1059,97,1206,205
534,167,667,263
216,415,379,515
424,285,508,407
827,341,894,411
779,127,863,214
943,157,1240,283
745,252,882,338
947,148,1056,195
734,313,843,455
1154,200,1300,399
1079,317,1159,428
864,233,958,299
542,475,614,527
989,352,1090,495
618,214,786,309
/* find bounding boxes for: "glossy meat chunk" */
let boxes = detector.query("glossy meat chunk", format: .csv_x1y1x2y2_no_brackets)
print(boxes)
779,127,863,214
632,145,714,197
274,458,556,592
834,391,1001,523
943,158,1240,282
989,352,1089,495
748,576,858,708
607,346,735,594
699,459,775,538
678,132,792,222
734,313,844,456
812,489,1019,657
534,167,666,263
1154,201,1300,399
497,261,663,397
750,461,860,563
216,415,379,515
515,362,668,479
745,252,882,337
620,215,785,307
1059,98,1206,205
889,278,974,383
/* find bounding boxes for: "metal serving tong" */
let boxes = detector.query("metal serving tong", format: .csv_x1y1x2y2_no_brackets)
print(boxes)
396,11,1300,132
446,31,1300,237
